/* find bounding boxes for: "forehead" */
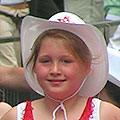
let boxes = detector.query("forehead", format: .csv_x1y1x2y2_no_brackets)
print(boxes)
37,37,76,57
40,37,68,50
40,35,76,52
39,37,83,59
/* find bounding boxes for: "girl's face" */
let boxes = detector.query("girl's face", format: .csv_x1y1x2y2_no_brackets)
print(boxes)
34,37,90,100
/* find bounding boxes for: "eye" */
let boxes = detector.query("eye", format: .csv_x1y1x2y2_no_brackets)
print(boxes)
39,58,51,64
61,59,73,64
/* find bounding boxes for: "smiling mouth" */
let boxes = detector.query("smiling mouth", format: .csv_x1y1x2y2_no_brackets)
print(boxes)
47,79,67,86
47,79,66,82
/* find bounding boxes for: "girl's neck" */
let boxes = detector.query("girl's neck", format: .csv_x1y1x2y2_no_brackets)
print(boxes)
35,95,88,120
43,95,87,115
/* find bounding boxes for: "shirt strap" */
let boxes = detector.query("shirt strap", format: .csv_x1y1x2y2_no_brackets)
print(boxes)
17,101,34,120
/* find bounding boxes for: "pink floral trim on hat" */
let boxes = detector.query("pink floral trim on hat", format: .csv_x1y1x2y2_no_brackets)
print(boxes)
57,16,74,23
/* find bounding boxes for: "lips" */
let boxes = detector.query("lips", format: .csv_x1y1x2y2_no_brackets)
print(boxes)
47,79,67,86
47,79,66,82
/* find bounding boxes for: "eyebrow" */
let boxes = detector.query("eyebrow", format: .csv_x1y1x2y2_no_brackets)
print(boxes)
38,54,74,58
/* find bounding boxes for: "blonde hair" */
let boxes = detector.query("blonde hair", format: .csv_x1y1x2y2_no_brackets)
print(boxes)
26,29,92,70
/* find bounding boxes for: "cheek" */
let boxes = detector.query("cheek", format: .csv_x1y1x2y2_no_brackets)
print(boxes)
62,65,84,79
64,65,86,84
34,65,49,81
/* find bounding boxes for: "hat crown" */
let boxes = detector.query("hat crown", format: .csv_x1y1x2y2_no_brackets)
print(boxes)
49,12,85,24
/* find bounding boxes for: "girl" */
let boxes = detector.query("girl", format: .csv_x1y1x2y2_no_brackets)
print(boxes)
1,12,120,120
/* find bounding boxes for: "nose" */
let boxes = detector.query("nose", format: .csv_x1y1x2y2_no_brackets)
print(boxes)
49,62,61,76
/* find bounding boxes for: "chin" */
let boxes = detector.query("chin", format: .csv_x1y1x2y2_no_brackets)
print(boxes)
46,91,76,101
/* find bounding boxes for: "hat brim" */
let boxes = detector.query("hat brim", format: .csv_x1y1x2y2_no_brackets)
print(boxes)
21,16,108,97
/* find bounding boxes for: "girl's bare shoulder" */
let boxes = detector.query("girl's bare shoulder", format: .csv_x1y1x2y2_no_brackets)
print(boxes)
100,101,120,120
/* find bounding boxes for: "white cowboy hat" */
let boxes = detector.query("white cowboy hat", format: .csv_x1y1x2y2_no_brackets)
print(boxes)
21,12,108,97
